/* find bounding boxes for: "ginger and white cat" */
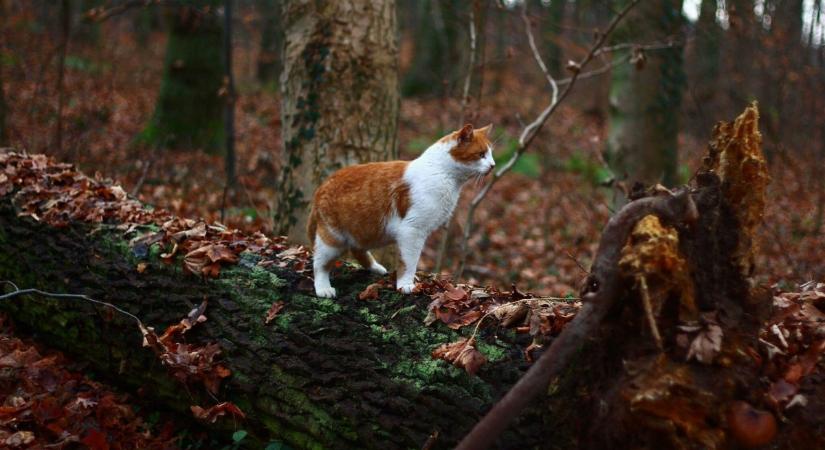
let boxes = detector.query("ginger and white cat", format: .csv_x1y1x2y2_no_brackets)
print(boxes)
307,124,495,298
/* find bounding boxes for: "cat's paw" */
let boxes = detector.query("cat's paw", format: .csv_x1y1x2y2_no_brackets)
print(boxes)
397,283,417,294
369,262,388,275
315,287,337,298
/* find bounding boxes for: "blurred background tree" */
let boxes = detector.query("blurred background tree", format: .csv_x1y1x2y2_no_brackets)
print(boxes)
256,0,282,84
139,0,225,153
606,0,685,188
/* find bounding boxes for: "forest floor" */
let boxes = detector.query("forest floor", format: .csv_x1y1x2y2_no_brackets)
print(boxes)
3,19,825,449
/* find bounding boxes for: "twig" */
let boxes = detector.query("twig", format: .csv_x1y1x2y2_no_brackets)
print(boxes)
563,249,590,275
638,275,663,351
130,145,159,197
454,0,641,280
521,1,558,104
0,284,145,328
455,186,697,450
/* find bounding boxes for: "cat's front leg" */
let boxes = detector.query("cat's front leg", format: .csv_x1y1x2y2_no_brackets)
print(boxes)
396,230,426,294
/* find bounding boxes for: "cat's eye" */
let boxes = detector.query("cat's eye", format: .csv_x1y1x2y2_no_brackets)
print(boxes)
477,151,486,158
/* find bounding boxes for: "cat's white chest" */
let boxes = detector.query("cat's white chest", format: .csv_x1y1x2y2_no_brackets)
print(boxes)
400,160,461,235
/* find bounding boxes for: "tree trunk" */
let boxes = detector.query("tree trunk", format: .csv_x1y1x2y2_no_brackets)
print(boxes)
55,0,71,155
223,0,236,186
275,0,400,241
140,1,225,154
689,0,721,133
536,0,565,78
606,0,685,187
401,0,466,97
256,0,283,84
0,1,6,147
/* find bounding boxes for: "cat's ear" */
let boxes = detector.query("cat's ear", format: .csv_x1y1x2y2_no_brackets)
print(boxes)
458,124,474,143
477,124,493,136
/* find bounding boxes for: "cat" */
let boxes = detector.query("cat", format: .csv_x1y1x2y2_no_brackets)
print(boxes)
307,123,495,298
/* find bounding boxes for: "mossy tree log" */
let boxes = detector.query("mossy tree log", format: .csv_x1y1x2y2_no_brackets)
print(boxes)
0,205,557,447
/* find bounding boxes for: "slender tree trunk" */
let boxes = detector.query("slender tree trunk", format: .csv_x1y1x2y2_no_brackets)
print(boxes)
606,0,685,187
141,1,225,153
275,0,400,242
725,0,757,114
537,0,565,77
0,1,6,146
763,0,803,158
0,60,5,147
692,0,721,98
256,0,283,84
224,0,235,186
402,0,448,96
55,0,71,155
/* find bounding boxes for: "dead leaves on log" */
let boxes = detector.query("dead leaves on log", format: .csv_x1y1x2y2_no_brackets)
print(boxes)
190,402,246,424
142,302,231,395
431,338,487,376
0,152,311,279
422,278,580,375
139,301,242,423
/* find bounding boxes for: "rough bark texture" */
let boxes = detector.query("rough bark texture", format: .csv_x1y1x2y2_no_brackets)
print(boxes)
0,206,557,448
140,1,225,153
606,0,685,187
275,0,400,242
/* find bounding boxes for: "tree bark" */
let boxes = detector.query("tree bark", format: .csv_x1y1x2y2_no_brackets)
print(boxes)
606,0,685,187
275,0,400,242
140,1,225,154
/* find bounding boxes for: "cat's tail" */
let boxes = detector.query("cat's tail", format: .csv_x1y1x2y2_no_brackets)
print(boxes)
306,205,318,247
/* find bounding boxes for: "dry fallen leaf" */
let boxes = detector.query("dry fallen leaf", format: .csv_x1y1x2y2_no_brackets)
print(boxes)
686,323,723,364
358,282,383,301
191,402,246,423
265,301,285,325
432,337,487,375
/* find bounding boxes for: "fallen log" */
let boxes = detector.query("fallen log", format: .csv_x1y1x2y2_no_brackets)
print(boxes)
0,155,550,448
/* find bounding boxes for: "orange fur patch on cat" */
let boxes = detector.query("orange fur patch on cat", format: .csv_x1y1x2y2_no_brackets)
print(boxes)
309,161,410,249
307,124,496,298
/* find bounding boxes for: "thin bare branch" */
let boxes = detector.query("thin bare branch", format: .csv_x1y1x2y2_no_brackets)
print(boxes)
521,1,558,104
455,0,642,280
0,284,145,327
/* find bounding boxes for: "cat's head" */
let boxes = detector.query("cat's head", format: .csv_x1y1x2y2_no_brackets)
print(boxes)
441,123,495,178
